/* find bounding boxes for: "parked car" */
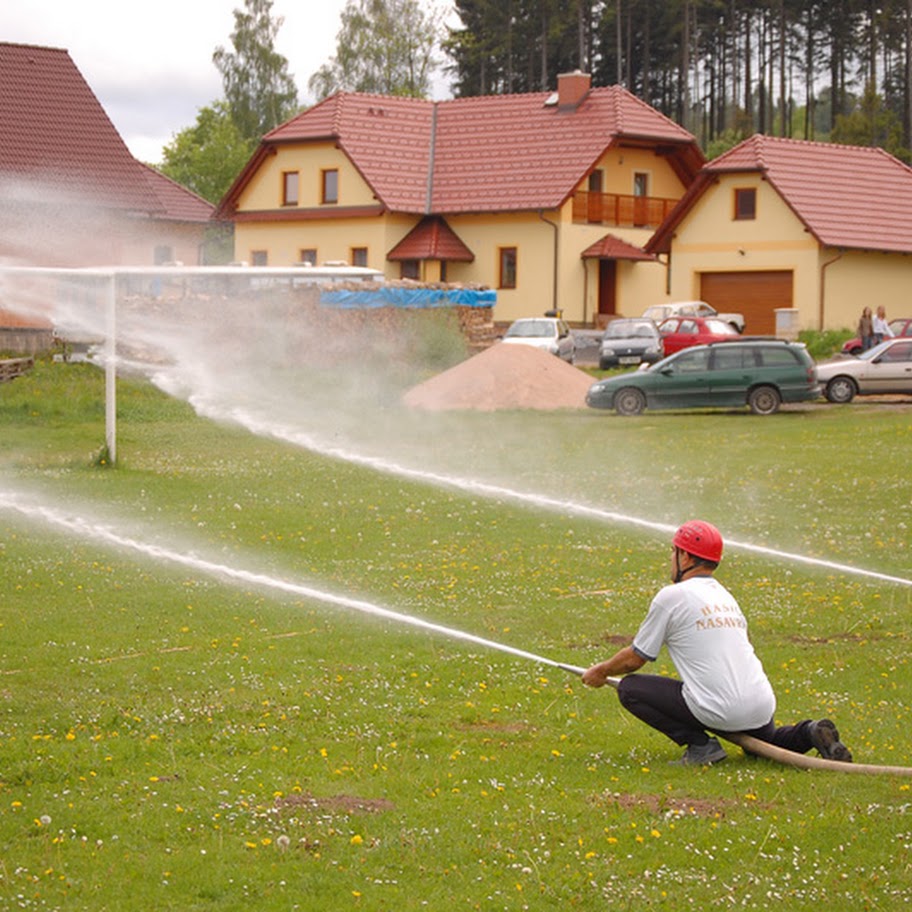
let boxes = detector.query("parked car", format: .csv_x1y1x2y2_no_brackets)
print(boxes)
586,339,819,416
841,317,912,354
817,337,912,402
597,318,663,369
643,300,746,334
500,317,575,362
657,316,740,355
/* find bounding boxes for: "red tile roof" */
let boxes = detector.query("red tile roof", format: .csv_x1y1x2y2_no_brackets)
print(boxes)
581,233,655,260
140,164,215,223
649,134,912,254
0,308,52,329
268,93,434,213
430,87,699,213
387,216,474,261
224,85,703,217
0,43,161,214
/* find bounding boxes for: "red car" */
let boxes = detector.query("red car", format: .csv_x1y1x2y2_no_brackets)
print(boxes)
658,316,740,356
841,317,912,354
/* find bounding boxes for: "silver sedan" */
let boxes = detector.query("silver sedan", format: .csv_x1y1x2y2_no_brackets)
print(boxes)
816,337,912,402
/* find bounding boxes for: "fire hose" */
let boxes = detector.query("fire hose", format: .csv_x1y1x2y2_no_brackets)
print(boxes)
556,663,912,777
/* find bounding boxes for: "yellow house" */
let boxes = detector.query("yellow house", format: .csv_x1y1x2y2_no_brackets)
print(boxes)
216,73,704,325
647,134,912,334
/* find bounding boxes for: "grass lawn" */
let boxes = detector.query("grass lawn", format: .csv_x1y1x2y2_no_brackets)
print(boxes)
0,360,910,910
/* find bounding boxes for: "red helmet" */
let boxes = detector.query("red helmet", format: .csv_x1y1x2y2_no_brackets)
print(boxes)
673,520,723,563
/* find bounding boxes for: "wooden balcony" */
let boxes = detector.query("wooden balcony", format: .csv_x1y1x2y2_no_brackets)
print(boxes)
572,190,679,228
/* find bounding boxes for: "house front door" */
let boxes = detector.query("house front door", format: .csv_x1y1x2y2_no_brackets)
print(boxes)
598,259,617,324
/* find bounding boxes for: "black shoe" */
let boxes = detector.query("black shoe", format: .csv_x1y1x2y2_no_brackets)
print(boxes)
809,719,853,762
670,737,727,766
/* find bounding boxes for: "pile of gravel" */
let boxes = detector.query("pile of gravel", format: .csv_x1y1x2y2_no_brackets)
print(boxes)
402,342,593,411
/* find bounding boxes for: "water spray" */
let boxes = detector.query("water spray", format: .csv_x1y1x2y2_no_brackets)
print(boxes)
1,265,908,589
4,491,911,777
0,491,580,677
2,266,910,776
214,405,912,590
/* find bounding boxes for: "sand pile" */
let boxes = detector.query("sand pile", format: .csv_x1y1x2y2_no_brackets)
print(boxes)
402,342,594,411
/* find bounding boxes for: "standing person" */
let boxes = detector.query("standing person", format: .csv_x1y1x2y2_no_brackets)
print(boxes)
858,307,874,351
872,306,894,346
582,521,853,766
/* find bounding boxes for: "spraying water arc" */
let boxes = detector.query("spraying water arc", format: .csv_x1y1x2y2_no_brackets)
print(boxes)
4,490,911,778
0,492,579,677
1,265,908,589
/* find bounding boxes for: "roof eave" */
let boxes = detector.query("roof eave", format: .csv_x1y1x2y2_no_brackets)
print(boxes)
645,173,716,254
215,143,274,218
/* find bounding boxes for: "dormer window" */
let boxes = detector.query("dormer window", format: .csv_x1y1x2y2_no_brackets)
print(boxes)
322,169,339,204
734,187,756,220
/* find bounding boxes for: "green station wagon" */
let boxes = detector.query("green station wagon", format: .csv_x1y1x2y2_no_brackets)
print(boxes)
586,339,820,416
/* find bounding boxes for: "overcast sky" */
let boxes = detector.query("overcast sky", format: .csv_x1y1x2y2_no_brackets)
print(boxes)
1,0,455,164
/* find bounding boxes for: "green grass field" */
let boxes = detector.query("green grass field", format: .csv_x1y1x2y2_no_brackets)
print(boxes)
0,360,910,910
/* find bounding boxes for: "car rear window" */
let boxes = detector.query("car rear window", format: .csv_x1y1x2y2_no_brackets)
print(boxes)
756,346,800,367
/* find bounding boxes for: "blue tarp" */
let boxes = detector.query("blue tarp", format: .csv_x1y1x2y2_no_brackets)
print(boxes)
320,287,496,309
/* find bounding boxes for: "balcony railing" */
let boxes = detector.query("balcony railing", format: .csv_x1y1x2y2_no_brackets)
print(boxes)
572,190,679,228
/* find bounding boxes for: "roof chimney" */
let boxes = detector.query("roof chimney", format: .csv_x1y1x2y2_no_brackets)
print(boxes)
557,71,591,111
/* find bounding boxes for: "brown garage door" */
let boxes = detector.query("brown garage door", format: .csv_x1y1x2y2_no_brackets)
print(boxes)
700,271,793,335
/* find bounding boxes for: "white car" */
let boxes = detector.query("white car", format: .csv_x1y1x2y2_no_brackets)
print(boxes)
501,317,576,362
816,337,912,402
643,300,745,334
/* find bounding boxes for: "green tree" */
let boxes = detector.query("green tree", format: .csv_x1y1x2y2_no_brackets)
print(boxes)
831,82,910,160
309,0,443,99
213,0,299,142
159,102,254,205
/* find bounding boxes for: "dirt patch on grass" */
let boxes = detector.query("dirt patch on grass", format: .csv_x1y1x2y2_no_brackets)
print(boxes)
592,791,767,818
402,342,593,411
275,792,394,815
454,719,532,734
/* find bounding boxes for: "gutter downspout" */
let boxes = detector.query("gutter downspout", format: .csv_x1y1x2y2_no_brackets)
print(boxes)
538,210,559,315
425,103,438,215
819,250,844,330
582,257,589,325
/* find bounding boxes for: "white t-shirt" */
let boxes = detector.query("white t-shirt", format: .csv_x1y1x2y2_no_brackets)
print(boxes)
632,575,776,731
872,314,893,337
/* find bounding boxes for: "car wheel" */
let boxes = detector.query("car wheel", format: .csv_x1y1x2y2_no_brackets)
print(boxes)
825,376,857,404
614,387,646,416
747,385,781,415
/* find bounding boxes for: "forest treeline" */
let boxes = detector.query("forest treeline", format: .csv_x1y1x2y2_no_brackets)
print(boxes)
444,0,912,159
